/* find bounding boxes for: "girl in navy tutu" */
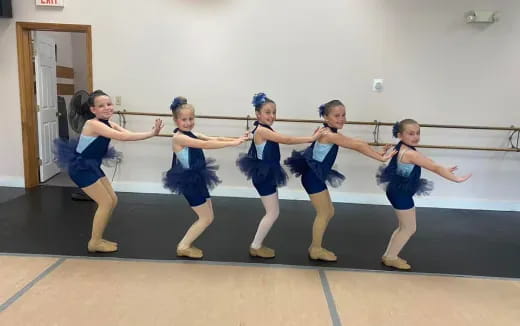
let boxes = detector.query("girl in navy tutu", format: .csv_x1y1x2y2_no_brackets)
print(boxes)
236,93,327,259
285,100,396,261
164,97,247,259
54,90,164,253
376,119,471,270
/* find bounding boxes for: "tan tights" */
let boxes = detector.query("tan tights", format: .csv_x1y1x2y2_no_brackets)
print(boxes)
383,208,417,259
81,177,118,252
177,199,214,250
309,190,335,250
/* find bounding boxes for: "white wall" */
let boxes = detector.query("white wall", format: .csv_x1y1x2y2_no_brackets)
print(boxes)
1,0,519,210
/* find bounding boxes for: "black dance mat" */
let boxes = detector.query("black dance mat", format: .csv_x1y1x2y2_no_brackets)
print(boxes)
0,186,519,278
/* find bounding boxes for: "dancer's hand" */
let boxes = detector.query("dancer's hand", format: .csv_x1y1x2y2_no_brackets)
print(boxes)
312,127,329,140
152,119,164,136
381,149,397,162
454,173,472,183
447,165,470,182
379,144,393,156
231,136,247,146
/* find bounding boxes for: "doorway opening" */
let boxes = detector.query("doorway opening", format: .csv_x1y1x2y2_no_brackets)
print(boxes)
16,22,93,188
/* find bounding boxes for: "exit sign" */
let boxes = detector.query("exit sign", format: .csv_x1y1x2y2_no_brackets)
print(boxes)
36,0,64,7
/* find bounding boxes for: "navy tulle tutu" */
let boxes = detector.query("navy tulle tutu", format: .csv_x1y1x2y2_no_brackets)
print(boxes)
163,157,221,194
236,153,288,187
376,141,433,196
53,138,122,170
285,145,345,188
236,121,288,187
284,150,308,176
163,129,222,195
103,146,123,167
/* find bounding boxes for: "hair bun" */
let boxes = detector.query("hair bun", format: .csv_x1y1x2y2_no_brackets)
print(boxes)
318,104,326,117
252,93,267,107
392,121,400,138
170,96,187,111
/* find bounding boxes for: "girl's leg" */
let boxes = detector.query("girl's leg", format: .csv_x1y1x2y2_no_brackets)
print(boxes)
382,208,416,269
98,177,118,247
308,190,336,261
250,192,280,258
81,180,118,253
177,199,214,259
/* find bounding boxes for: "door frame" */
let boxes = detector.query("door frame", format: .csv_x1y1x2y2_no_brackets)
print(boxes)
16,22,93,188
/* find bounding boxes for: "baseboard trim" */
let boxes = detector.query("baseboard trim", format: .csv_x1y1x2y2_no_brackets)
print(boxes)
1,177,517,211
0,177,25,188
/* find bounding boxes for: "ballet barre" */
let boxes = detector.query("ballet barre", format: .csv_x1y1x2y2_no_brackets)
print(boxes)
115,110,520,152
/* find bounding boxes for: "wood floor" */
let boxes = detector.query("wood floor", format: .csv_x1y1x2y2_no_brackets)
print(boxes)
1,254,519,326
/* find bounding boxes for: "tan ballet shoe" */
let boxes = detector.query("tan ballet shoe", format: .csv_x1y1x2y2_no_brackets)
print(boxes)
177,246,203,259
87,239,118,253
382,255,407,264
249,246,275,258
309,247,337,262
101,239,118,247
382,256,411,270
